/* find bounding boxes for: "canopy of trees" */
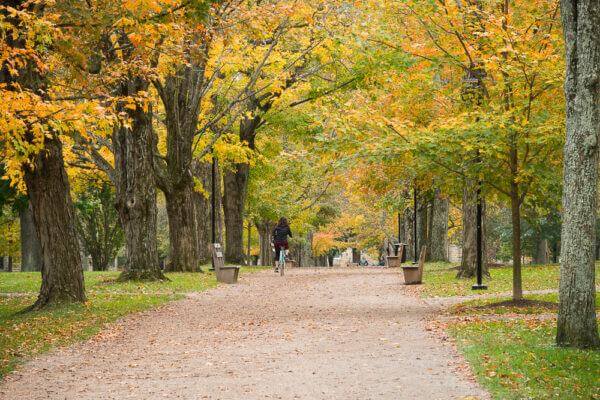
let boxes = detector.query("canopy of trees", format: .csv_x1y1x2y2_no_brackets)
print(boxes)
0,0,597,347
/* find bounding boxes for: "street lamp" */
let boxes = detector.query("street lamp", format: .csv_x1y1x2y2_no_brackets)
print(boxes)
413,185,418,264
472,156,487,290
211,155,217,271
396,212,401,257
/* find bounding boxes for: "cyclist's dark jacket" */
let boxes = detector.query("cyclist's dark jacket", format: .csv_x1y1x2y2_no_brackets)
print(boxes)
272,226,292,243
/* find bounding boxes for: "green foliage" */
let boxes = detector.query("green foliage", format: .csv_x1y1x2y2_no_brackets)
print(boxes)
0,206,19,261
74,180,124,271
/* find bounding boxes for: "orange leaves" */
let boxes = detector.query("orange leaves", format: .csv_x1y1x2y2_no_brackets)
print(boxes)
312,232,343,256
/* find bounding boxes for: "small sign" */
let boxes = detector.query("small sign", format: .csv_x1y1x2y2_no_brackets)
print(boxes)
211,242,225,274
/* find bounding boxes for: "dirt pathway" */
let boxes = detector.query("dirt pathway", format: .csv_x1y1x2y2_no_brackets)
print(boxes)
0,268,487,400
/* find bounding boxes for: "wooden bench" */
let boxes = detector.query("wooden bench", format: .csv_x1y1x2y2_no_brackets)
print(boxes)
211,243,240,284
402,246,426,284
386,245,404,268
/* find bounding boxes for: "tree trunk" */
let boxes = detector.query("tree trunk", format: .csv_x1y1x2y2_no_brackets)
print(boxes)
352,248,360,264
509,180,523,300
458,182,488,278
417,203,429,261
113,102,164,281
193,161,218,264
319,255,328,267
3,1,84,306
557,0,600,348
165,184,202,272
223,163,249,263
429,189,449,262
403,208,415,261
552,240,560,263
534,237,549,265
256,220,275,267
23,137,86,308
19,203,42,272
301,231,315,267
154,60,213,273
247,222,252,265
194,187,210,264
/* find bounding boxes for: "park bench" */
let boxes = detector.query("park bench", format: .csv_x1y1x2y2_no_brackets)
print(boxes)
402,246,426,284
211,243,240,284
386,244,403,268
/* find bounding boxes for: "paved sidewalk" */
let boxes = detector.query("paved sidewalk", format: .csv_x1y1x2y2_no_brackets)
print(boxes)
0,268,488,400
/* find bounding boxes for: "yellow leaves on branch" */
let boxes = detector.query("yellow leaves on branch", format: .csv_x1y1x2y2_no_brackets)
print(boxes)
122,0,180,17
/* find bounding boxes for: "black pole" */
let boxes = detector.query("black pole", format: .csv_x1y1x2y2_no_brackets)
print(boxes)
472,180,487,290
211,156,216,244
413,186,418,264
397,212,401,256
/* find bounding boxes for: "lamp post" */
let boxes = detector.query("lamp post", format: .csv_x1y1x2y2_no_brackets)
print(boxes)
396,212,401,256
462,71,487,290
211,156,216,244
472,155,487,290
211,155,217,271
413,185,418,264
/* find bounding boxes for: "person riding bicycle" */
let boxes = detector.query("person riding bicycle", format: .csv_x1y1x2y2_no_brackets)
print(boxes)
272,217,292,272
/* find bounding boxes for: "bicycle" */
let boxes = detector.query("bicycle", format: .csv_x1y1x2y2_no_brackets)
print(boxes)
273,243,286,276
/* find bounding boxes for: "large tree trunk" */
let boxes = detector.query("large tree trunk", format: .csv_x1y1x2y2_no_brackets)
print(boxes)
256,220,275,267
417,202,429,261
19,203,42,272
113,100,164,281
23,137,86,308
402,208,415,261
223,163,249,263
221,110,261,264
154,63,211,273
429,189,449,262
458,183,488,278
4,1,85,306
557,0,600,348
165,183,202,272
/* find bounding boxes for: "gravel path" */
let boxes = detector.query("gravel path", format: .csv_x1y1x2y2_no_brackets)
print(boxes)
0,268,488,400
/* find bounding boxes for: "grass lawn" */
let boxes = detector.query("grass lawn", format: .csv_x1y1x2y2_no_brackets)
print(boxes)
449,318,600,400
0,267,264,377
420,261,600,398
420,262,600,298
439,264,600,400
450,292,600,316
